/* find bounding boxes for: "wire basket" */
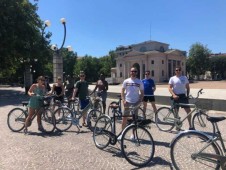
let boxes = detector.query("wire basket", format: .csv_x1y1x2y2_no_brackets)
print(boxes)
194,100,213,111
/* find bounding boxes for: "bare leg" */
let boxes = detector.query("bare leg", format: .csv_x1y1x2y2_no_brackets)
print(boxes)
37,109,42,128
102,101,106,114
143,101,147,118
184,108,192,128
151,102,157,113
24,108,35,130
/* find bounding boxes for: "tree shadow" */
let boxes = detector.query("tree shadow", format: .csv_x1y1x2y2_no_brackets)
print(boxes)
24,130,64,137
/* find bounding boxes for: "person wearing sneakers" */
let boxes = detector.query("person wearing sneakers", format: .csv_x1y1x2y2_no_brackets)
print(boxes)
142,70,157,119
118,67,144,140
71,71,89,127
168,66,193,130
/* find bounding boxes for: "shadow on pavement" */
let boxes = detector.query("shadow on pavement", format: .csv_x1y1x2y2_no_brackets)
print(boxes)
0,89,29,107
24,130,64,137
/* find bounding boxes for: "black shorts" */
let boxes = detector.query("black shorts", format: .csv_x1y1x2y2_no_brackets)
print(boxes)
173,94,189,108
143,96,155,102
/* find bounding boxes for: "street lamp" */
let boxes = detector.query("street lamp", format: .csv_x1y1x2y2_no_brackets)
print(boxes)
42,18,72,82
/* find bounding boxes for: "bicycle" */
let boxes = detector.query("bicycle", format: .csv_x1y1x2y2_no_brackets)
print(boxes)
93,103,155,167
7,95,56,134
54,96,103,132
155,89,214,133
107,95,145,120
170,116,226,169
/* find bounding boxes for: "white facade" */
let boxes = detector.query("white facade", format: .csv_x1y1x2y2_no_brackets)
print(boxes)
112,40,187,83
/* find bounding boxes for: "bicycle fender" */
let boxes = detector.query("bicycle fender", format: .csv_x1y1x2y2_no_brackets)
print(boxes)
169,130,212,147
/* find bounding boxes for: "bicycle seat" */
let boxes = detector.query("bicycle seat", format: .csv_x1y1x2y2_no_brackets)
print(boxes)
207,116,226,123
109,104,119,109
22,101,29,106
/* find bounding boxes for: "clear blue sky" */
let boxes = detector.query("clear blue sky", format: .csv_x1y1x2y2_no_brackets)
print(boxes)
30,0,226,57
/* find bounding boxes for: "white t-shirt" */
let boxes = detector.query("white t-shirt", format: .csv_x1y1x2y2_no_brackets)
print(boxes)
122,78,144,103
169,76,189,94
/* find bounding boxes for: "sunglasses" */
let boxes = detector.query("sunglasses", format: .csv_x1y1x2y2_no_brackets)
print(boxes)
145,73,150,75
80,75,85,77
131,71,137,73
175,69,181,71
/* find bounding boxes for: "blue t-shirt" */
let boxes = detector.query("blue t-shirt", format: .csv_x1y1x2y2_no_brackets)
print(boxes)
142,78,155,96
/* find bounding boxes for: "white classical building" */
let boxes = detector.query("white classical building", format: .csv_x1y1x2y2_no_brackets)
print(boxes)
110,40,187,83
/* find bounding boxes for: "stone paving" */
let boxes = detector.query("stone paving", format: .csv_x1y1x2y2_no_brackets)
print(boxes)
0,86,226,170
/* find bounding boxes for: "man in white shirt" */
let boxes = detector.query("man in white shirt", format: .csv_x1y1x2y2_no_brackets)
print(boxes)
119,67,144,139
168,66,193,130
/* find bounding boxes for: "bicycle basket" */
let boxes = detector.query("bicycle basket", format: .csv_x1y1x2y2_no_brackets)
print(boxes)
194,100,212,111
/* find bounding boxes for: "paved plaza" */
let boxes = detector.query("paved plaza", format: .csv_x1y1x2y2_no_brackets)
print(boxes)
0,85,226,170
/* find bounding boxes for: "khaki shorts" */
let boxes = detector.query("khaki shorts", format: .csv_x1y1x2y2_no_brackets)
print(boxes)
123,101,140,116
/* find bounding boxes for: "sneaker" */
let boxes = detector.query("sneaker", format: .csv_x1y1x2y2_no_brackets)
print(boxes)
189,127,195,130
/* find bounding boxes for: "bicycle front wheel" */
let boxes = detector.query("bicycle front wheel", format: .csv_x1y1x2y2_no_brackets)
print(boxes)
93,115,112,149
68,99,79,113
87,109,102,132
7,108,27,132
155,107,175,131
121,125,155,167
54,107,73,131
170,131,220,170
41,108,56,133
192,111,215,134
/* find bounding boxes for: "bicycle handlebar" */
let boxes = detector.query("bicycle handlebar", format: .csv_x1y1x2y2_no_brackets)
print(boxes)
189,88,204,99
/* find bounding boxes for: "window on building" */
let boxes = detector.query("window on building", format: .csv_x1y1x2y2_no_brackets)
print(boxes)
151,70,154,77
160,46,165,52
162,60,164,64
182,62,184,66
162,70,164,76
140,46,147,52
120,72,122,77
120,64,122,67
151,60,154,64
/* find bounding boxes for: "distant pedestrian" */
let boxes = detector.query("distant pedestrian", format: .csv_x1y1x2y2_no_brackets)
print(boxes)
44,76,51,92
90,74,108,114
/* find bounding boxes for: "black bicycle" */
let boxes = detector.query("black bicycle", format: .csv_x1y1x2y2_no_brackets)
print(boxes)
93,103,155,167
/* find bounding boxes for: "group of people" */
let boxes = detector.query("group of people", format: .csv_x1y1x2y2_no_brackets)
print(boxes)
24,65,191,133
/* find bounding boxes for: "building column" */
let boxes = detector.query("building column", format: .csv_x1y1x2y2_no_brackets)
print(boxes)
53,52,63,82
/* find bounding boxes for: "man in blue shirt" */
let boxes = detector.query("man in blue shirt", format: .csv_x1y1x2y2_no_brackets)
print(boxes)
142,70,157,119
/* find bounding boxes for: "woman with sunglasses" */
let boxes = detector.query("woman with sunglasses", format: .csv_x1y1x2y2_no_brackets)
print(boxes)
24,76,46,132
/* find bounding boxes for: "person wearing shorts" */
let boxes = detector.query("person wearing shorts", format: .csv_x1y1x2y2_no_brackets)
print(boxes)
119,67,144,140
90,74,108,114
168,66,193,130
142,70,157,119
72,71,89,127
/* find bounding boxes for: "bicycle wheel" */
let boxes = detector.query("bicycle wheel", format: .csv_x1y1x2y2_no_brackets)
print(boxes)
41,108,56,133
170,131,220,170
7,108,27,132
192,111,215,135
137,107,145,120
87,109,102,132
54,107,73,131
93,115,112,149
94,102,102,113
155,107,175,131
68,99,79,113
107,101,118,116
121,125,155,167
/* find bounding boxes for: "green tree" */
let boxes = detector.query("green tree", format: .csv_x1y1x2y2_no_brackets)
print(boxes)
62,48,77,77
209,55,226,79
187,43,211,78
99,51,116,77
0,0,52,82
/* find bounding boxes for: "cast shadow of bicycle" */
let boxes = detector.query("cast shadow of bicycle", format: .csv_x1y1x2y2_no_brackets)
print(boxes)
101,139,172,169
23,130,64,138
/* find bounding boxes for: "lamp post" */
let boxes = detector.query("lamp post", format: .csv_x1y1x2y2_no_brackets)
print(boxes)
42,18,72,82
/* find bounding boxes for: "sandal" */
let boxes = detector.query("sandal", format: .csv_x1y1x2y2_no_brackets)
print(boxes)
82,123,87,127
